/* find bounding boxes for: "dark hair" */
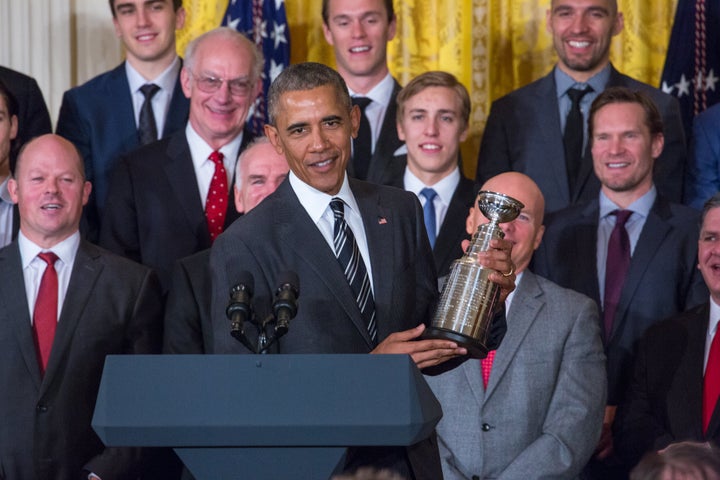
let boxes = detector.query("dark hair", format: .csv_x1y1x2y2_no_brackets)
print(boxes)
701,192,720,227
0,79,19,169
267,62,351,125
630,442,720,480
588,86,664,141
109,0,183,18
396,71,471,129
322,0,394,24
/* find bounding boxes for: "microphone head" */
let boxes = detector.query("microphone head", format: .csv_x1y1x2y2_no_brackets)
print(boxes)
230,270,255,297
276,271,299,296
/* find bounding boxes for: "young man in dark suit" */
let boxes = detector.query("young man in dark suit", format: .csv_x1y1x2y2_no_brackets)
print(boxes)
0,134,163,480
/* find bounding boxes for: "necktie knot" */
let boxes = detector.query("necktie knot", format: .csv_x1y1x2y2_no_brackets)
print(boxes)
209,150,224,166
420,188,437,204
612,209,633,228
38,252,58,266
567,86,592,105
140,83,160,100
352,96,372,111
330,198,345,220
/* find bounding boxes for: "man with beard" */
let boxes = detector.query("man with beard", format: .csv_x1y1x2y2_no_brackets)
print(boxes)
533,87,707,477
475,0,686,213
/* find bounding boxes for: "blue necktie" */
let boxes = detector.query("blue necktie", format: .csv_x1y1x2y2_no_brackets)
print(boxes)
421,188,438,248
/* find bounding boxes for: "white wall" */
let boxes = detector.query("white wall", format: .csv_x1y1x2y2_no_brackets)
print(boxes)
0,0,123,127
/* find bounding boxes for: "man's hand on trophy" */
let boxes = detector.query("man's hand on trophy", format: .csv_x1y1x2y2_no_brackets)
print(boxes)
471,237,516,304
371,324,468,369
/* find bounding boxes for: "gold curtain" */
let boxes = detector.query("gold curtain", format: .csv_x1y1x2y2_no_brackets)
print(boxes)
178,0,677,175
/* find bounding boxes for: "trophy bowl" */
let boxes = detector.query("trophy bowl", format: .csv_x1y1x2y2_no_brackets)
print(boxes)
422,190,524,358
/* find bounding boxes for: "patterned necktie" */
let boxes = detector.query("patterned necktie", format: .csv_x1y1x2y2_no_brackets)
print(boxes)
330,198,377,343
352,97,372,180
703,326,720,434
563,87,592,196
603,209,632,340
481,350,496,388
138,83,160,145
33,252,59,375
420,188,438,249
205,151,228,242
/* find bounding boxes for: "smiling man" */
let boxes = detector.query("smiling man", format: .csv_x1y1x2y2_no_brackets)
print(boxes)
385,71,475,278
476,0,686,213
100,27,263,291
57,0,190,240
533,87,707,478
210,62,517,479
322,0,405,183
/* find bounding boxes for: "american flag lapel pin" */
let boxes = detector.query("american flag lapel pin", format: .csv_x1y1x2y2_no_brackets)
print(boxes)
378,216,387,225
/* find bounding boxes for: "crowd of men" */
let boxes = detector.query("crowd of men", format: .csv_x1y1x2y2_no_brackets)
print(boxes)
0,0,719,478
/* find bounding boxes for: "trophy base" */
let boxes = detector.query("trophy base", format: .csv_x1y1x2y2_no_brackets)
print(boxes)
421,327,489,359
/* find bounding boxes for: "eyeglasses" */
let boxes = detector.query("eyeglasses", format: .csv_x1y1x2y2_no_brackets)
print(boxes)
191,73,254,97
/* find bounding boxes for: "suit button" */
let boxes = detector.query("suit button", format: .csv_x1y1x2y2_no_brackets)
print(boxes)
481,423,491,432
36,404,48,413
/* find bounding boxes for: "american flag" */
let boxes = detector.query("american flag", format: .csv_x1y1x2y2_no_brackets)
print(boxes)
223,0,290,135
660,0,720,136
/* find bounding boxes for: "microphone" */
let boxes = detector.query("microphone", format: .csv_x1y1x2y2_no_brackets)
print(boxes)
273,271,299,338
226,271,255,351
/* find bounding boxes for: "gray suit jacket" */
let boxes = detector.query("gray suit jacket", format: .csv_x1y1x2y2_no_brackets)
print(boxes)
476,65,686,212
0,239,163,480
425,270,606,480
210,177,442,479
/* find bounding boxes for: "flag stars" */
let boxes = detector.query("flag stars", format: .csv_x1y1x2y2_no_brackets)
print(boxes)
676,74,691,97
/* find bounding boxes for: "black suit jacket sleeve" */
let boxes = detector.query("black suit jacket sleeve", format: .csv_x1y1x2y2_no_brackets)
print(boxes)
83,263,164,480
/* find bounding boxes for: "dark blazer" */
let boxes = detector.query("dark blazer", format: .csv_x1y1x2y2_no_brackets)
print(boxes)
210,178,442,479
0,65,52,154
0,239,163,480
348,79,406,185
99,129,251,292
532,195,707,404
614,303,720,469
475,65,687,212
56,62,190,235
163,249,212,354
386,162,475,278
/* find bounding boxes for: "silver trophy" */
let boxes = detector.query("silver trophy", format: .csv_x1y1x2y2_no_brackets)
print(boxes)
423,190,524,358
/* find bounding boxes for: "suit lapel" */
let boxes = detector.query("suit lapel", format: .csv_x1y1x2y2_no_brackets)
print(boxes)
162,132,212,246
276,182,375,348
531,73,570,205
461,357,486,408
609,198,672,340
484,271,544,400
0,243,43,389
107,63,140,150
42,241,103,390
683,305,709,438
163,62,190,137
574,202,602,305
366,80,404,184
433,176,474,276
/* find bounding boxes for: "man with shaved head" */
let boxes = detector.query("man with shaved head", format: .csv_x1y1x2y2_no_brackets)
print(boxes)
426,171,606,479
476,0,686,213
0,134,163,479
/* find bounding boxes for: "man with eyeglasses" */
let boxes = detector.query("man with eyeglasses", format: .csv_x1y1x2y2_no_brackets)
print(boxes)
99,27,263,292
57,0,190,241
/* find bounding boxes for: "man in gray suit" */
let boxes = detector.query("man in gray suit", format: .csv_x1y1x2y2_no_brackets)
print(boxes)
475,0,685,213
426,171,606,480
0,134,163,480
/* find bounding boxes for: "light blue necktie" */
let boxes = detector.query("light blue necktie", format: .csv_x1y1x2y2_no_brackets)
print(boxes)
420,188,438,248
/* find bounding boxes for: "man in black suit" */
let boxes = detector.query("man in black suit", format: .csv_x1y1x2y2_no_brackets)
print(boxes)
0,80,19,247
476,0,686,213
210,62,516,479
56,0,189,238
0,134,163,480
532,87,707,477
100,27,262,292
322,0,405,184
164,137,289,354
614,193,720,470
0,66,52,152
386,71,475,279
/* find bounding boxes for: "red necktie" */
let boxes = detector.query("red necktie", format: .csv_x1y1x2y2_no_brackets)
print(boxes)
205,151,228,242
481,350,496,388
33,252,59,375
703,327,720,434
603,210,632,339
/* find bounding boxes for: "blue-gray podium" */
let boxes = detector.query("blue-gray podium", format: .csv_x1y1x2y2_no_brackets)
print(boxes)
92,354,442,480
